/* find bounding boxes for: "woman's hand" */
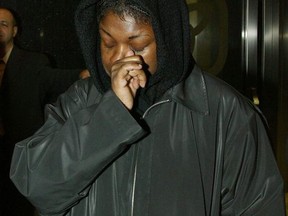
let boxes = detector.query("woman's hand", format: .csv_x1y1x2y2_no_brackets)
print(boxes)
110,53,147,110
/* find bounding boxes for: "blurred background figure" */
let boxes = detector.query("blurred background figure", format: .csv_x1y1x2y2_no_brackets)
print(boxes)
0,6,89,216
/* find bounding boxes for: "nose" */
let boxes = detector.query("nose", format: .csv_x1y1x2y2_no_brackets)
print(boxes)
125,50,135,57
113,45,135,62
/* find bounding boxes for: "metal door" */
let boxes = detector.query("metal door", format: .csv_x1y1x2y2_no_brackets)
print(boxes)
186,0,288,189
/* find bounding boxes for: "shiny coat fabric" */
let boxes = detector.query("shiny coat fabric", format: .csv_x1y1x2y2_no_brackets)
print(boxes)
10,66,285,215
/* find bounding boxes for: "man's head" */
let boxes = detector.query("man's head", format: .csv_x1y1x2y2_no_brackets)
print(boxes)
0,7,18,55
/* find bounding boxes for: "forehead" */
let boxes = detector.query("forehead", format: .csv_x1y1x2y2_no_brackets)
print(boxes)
100,11,153,35
0,9,14,23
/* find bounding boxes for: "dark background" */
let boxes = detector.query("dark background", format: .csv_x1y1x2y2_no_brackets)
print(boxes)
0,0,85,69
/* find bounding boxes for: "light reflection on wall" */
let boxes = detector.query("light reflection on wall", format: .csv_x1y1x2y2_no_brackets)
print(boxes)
186,0,228,75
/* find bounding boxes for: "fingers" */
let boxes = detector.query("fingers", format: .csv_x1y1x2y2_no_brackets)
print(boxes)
128,69,146,88
115,55,143,64
111,59,146,89
110,55,147,110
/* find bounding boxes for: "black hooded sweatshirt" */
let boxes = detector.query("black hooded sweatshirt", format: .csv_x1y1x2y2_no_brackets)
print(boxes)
75,0,194,108
10,0,285,215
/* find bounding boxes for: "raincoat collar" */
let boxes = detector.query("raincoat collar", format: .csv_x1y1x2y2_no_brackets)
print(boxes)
170,65,209,116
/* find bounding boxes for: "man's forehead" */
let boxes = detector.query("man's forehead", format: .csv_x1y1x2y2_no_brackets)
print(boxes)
0,9,14,18
0,9,14,23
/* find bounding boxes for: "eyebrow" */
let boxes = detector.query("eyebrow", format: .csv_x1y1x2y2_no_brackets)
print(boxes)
100,27,151,41
128,35,142,40
99,28,112,37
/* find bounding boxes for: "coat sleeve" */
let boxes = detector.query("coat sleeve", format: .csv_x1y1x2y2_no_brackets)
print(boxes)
9,80,146,215
219,100,286,215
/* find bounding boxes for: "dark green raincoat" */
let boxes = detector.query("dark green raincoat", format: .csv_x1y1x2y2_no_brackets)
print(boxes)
10,0,285,215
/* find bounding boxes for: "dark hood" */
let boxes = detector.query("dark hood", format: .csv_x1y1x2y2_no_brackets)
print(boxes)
75,0,194,106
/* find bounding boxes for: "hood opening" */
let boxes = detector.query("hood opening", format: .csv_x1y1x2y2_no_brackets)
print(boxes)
75,0,195,107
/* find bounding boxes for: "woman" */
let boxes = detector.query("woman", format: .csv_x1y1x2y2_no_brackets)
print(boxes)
10,0,285,215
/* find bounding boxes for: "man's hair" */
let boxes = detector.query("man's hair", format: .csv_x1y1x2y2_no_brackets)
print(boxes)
97,0,151,24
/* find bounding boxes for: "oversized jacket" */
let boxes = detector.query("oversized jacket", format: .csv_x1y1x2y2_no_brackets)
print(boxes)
10,65,285,216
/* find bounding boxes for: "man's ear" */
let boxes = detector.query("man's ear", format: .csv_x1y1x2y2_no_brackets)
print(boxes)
13,26,18,37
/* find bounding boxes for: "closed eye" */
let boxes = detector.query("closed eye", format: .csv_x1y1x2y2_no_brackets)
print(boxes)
101,39,116,49
0,21,9,28
130,46,145,54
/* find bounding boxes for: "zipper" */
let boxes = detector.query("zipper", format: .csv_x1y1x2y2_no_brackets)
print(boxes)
142,99,171,119
130,144,139,216
130,99,171,216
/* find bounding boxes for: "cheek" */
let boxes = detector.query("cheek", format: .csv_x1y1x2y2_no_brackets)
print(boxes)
100,47,112,76
143,46,157,74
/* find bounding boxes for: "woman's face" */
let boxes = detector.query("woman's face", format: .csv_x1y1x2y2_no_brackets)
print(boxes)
99,11,157,75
